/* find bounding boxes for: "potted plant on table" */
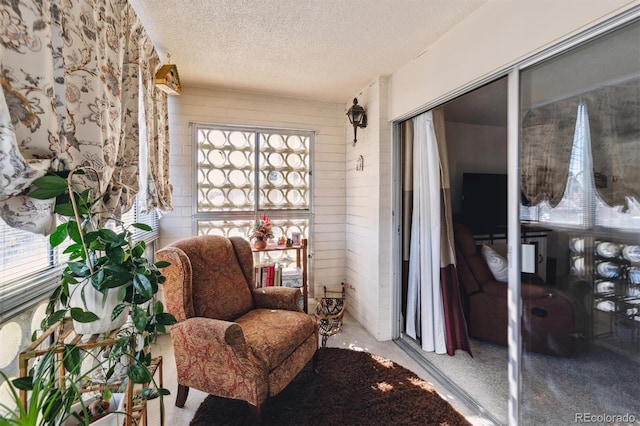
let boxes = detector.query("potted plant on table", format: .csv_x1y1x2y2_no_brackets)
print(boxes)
250,214,274,249
1,166,176,424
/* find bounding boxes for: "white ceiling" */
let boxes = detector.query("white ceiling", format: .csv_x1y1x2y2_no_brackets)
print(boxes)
129,0,488,103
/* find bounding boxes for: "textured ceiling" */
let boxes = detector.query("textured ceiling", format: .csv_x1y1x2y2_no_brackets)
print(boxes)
129,0,487,103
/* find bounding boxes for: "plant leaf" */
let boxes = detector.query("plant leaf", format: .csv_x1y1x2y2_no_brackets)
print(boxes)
155,312,177,326
67,261,90,277
132,222,152,231
63,242,83,255
92,268,105,288
132,243,144,258
128,364,152,384
63,345,82,374
69,307,99,323
98,228,120,243
11,376,34,391
155,260,171,269
83,230,100,245
134,273,153,299
106,245,125,264
47,309,67,327
100,271,131,289
97,388,113,407
48,286,62,307
49,223,68,247
42,390,64,423
132,306,147,332
30,175,69,199
102,264,128,274
111,303,127,321
67,221,82,244
54,202,76,217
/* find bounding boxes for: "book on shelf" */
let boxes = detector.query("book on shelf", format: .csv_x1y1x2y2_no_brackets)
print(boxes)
274,265,281,287
253,263,284,288
266,264,275,287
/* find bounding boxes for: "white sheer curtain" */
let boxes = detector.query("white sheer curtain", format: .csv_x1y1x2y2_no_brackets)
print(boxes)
406,111,447,354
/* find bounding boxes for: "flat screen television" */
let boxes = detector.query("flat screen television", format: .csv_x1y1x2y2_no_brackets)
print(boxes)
461,172,508,233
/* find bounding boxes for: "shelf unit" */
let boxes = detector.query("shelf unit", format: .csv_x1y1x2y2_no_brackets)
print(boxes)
18,318,163,426
252,238,308,312
568,234,640,341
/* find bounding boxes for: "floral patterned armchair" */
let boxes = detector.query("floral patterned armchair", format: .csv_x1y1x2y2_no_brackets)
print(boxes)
156,235,318,420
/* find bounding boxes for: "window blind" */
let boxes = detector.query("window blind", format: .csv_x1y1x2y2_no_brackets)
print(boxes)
0,199,159,323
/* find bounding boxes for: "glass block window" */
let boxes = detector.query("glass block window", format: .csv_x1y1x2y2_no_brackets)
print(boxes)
258,132,310,210
197,218,309,268
194,123,313,241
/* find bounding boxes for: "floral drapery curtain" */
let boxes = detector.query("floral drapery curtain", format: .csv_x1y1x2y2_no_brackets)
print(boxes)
0,0,172,234
139,35,174,213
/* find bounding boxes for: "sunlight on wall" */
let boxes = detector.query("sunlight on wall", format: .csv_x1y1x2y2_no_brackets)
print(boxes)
0,300,49,415
0,322,21,369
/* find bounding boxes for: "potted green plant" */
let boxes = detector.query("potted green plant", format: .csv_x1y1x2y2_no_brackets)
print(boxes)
0,343,113,425
6,166,177,424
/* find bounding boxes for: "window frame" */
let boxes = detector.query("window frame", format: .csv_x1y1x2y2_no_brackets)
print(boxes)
513,13,640,425
191,122,315,236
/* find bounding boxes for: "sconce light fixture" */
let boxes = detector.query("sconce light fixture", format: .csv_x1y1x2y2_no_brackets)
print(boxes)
346,98,367,146
155,63,183,95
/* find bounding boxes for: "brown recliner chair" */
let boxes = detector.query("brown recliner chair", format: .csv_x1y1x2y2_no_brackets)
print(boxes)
156,235,318,420
453,223,577,356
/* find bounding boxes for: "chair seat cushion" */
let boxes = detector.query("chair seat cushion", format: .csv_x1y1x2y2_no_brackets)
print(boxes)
236,309,316,370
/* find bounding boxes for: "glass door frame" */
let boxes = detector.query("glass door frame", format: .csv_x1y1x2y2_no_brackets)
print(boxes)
391,5,640,425
508,7,640,424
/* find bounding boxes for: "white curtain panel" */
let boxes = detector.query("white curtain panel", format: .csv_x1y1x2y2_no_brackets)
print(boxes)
406,111,446,354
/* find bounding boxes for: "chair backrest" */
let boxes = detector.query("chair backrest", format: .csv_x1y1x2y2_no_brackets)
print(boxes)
453,223,495,295
157,235,255,322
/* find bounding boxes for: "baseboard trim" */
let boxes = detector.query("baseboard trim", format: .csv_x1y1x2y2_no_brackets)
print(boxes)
394,337,505,426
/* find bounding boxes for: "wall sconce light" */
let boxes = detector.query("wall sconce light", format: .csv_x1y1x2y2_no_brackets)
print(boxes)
346,98,367,146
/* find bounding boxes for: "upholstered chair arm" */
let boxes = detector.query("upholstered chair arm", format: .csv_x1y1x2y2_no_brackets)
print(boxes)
170,317,268,404
252,287,303,312
171,317,253,357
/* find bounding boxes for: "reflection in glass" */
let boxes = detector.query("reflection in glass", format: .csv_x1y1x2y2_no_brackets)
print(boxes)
596,261,619,278
622,245,640,263
595,280,614,294
519,18,640,425
595,241,621,258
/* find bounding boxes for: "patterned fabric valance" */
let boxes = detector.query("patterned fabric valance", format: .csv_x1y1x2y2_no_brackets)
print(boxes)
0,0,173,234
521,77,640,210
585,78,640,208
520,97,579,208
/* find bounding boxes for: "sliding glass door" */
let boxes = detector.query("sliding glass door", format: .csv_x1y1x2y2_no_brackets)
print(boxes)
518,18,640,425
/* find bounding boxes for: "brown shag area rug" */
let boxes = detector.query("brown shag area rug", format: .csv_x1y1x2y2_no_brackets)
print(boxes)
189,347,471,426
